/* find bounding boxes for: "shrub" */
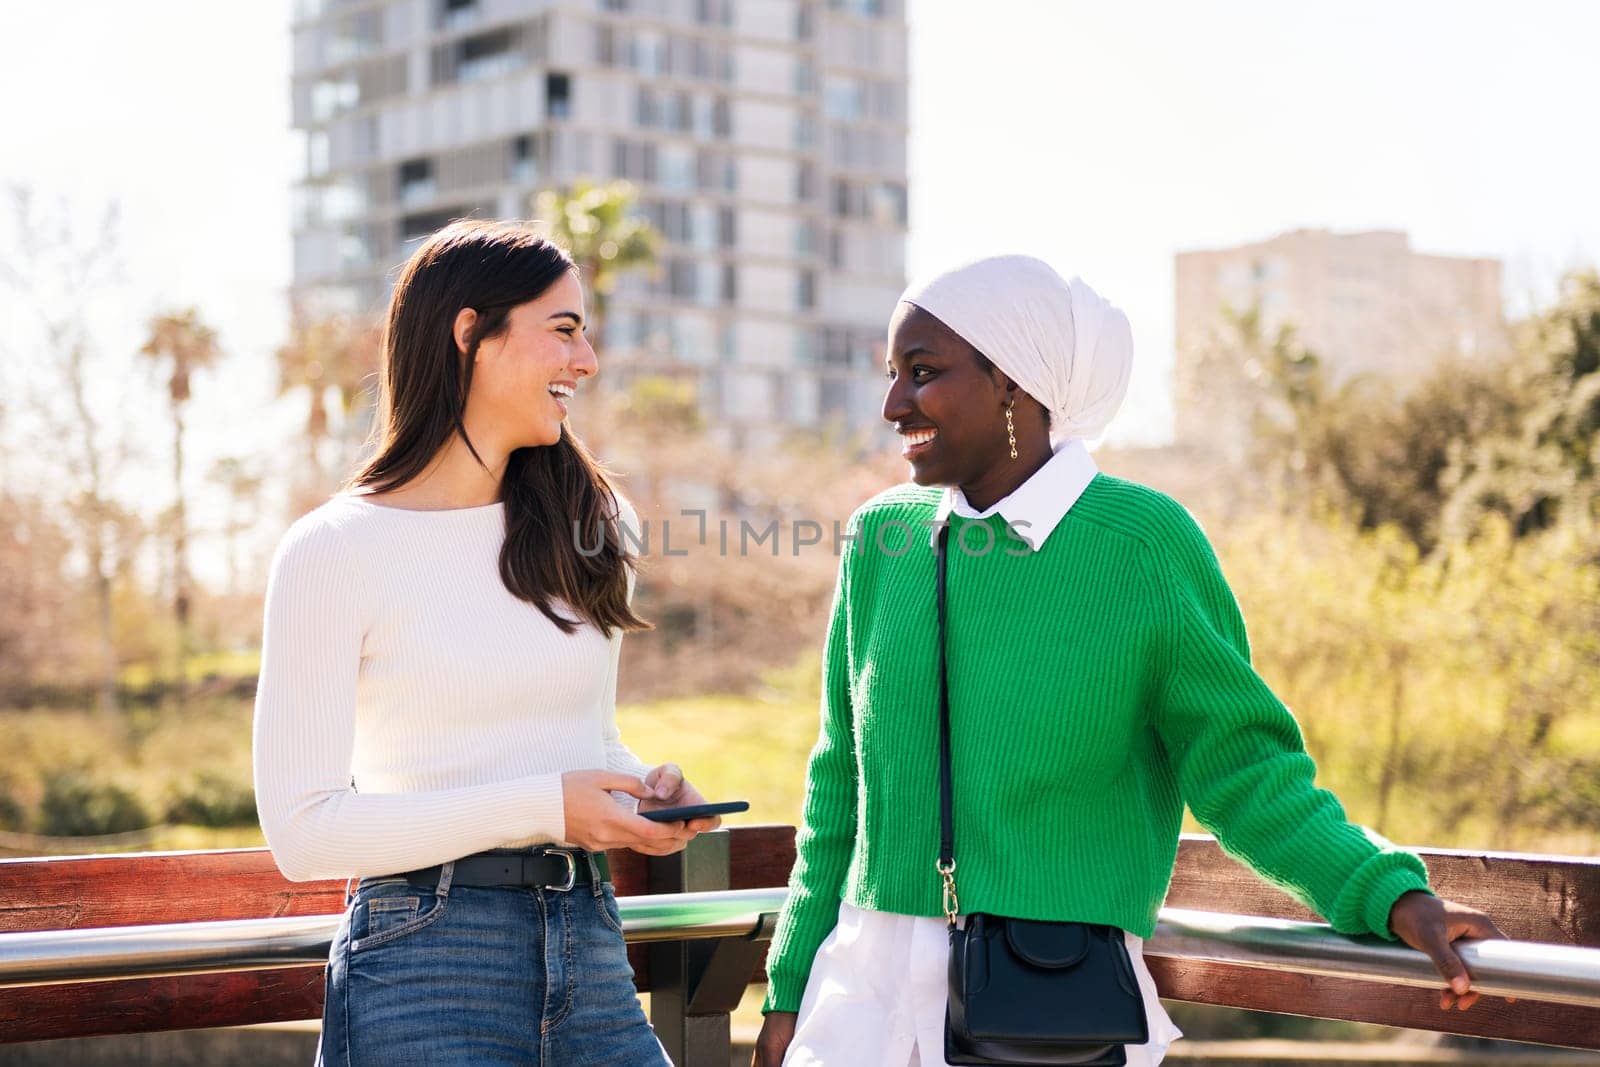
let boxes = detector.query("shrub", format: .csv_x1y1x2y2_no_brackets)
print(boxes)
38,771,151,837
165,773,257,828
0,774,24,831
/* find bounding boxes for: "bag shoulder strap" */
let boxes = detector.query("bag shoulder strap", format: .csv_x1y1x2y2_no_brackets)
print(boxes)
935,525,958,924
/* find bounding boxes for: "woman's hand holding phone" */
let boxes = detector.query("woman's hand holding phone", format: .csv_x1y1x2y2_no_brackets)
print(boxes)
560,770,695,856
638,762,725,834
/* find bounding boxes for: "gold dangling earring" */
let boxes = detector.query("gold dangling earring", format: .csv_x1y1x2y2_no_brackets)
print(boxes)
1005,402,1018,460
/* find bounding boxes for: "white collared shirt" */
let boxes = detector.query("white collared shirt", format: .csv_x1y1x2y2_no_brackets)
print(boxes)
784,440,1182,1066
931,437,1100,551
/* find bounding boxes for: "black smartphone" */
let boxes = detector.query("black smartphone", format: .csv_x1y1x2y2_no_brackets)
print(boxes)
639,800,749,823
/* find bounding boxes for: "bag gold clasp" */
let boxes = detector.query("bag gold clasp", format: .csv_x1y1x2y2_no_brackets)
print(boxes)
937,858,959,925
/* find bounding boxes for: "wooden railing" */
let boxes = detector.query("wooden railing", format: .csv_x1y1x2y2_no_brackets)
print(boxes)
2,830,1598,1058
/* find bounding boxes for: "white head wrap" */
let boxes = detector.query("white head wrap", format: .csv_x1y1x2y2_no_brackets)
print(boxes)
898,254,1133,443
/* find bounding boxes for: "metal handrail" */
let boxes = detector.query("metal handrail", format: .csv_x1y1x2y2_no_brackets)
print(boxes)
0,888,788,989
3,890,1599,1010
1149,908,1600,1009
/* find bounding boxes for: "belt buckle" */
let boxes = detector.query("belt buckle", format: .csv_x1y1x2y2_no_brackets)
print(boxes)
542,848,578,892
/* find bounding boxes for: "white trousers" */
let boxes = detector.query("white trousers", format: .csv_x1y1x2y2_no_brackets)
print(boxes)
784,902,1181,1067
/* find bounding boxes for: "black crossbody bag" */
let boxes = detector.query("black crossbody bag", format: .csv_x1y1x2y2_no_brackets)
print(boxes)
935,526,1149,1067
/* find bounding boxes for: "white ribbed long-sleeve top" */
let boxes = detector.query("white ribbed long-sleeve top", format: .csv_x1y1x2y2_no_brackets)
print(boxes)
252,494,650,882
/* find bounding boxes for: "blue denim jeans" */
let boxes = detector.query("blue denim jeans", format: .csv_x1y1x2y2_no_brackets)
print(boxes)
317,857,669,1066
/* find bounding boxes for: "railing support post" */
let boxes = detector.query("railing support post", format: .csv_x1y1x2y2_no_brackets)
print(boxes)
648,830,767,1066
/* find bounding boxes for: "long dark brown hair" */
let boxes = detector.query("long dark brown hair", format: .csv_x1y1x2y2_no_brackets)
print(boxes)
349,219,648,637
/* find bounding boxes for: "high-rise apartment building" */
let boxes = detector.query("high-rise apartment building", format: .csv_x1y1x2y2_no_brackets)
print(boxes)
290,0,908,433
1174,228,1506,452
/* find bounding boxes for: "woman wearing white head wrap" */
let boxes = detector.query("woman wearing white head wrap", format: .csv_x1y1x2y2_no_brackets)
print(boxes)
754,258,1503,1067
899,253,1133,445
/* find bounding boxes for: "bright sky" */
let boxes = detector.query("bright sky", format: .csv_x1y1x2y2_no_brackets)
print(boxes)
907,0,1600,441
2,0,1598,521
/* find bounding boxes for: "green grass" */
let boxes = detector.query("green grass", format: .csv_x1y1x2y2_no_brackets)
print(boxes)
615,658,821,828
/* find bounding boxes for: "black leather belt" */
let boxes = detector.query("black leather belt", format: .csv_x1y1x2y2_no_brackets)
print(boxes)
403,847,609,892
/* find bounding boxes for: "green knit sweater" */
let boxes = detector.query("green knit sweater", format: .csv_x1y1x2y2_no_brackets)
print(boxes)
762,475,1431,1014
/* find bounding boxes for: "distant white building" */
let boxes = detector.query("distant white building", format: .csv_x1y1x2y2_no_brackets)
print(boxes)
1174,228,1506,452
289,0,908,433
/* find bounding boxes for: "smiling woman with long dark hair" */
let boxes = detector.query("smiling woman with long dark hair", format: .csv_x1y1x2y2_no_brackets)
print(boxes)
253,220,719,1065
754,255,1503,1067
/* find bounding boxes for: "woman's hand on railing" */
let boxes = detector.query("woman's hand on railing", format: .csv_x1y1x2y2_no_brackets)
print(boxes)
560,771,696,856
1387,890,1508,1011
752,1010,797,1066
639,763,724,834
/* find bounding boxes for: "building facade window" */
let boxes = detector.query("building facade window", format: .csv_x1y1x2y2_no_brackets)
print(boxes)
794,111,817,150
463,28,519,83
822,74,904,122
667,258,699,299
612,138,658,183
596,26,732,83
819,377,851,420
308,131,330,177
311,75,358,122
819,326,876,367
510,135,537,182
797,162,817,203
830,178,852,217
796,1,817,40
871,181,907,226
828,0,894,16
642,199,695,244
828,179,906,224
327,8,383,63
546,72,572,119
438,0,480,30
695,0,733,26
659,144,695,192
697,149,737,193
633,30,664,77
823,77,865,121
635,86,694,132
596,25,619,65
794,219,819,257
397,158,435,205
429,25,530,85
794,60,818,95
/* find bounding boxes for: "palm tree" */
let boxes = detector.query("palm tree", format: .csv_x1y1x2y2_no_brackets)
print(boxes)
532,180,659,353
276,311,381,492
139,308,221,695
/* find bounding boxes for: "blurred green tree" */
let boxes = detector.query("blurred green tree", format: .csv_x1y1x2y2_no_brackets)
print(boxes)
531,180,659,354
1438,270,1600,542
1234,270,1600,551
